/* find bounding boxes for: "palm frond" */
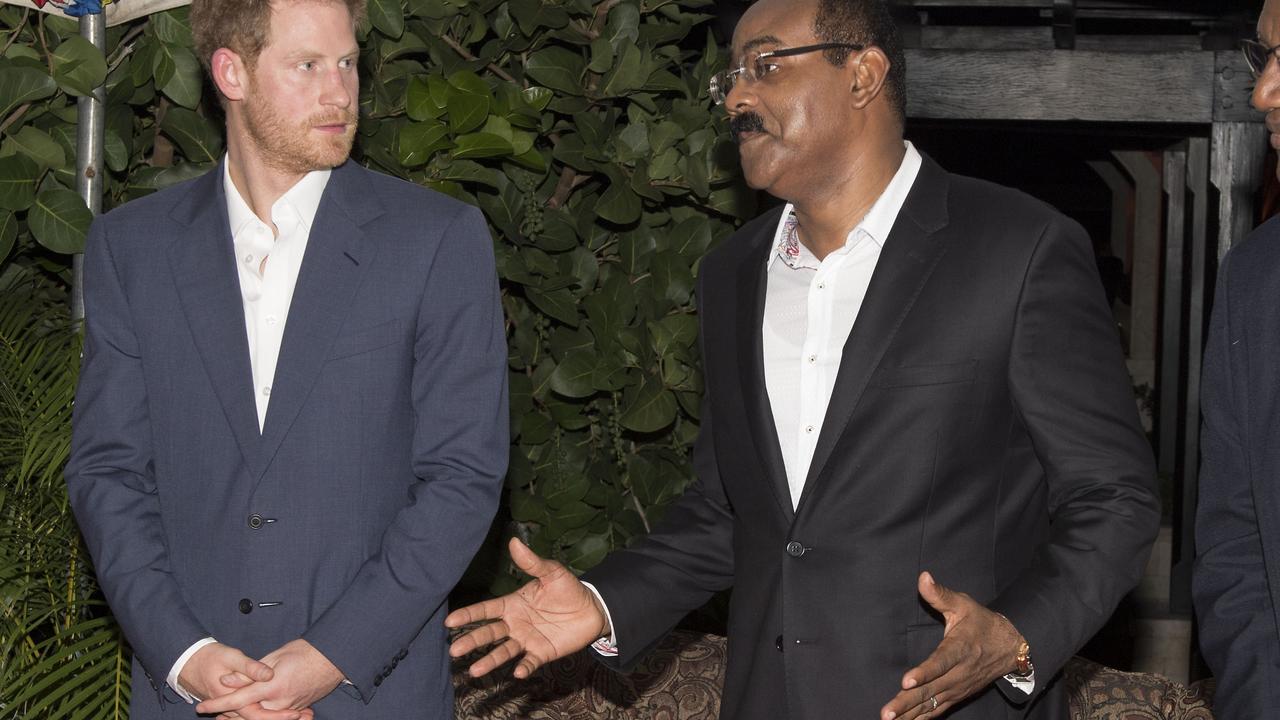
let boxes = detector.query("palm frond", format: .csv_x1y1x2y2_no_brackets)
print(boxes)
0,268,131,720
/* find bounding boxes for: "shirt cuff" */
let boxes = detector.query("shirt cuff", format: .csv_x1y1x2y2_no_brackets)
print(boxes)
579,582,618,657
168,637,218,703
1003,671,1035,694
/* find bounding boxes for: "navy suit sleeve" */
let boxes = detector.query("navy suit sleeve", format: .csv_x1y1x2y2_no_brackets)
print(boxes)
1192,250,1280,717
65,218,211,682
302,205,508,699
989,215,1160,691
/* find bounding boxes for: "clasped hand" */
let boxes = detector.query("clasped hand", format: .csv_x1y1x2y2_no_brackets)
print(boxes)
879,572,1026,719
445,537,611,678
180,639,342,720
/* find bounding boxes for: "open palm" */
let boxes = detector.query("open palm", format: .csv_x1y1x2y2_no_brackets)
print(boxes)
446,538,610,678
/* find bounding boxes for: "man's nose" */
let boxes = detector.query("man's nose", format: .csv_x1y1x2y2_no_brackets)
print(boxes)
1253,54,1280,113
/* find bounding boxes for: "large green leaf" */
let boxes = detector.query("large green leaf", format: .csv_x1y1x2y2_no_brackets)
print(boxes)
369,0,407,38
0,210,16,261
159,107,223,164
446,89,489,134
549,350,597,398
8,126,67,170
51,36,107,97
398,120,450,167
158,43,202,109
0,153,41,212
525,47,585,95
596,176,642,225
450,132,513,159
28,188,91,255
620,375,678,433
0,65,57,118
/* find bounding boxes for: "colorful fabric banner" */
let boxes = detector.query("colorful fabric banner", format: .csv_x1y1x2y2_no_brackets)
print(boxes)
1,0,189,25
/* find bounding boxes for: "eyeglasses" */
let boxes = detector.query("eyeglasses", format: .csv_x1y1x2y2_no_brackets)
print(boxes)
708,42,864,105
1242,38,1280,78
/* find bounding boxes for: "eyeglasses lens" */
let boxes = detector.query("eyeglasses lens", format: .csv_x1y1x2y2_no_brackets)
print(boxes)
1244,41,1269,77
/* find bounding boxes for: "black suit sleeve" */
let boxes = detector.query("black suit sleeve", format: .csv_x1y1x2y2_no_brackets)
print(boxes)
988,215,1160,688
1192,251,1280,717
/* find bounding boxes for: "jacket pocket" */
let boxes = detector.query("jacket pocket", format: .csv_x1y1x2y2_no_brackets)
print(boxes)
870,359,978,388
326,319,405,360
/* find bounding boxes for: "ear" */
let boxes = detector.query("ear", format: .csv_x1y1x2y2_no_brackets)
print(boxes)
849,46,891,110
211,47,250,103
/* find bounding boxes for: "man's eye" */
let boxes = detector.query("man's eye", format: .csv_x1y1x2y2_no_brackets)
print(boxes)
299,61,316,71
755,61,780,78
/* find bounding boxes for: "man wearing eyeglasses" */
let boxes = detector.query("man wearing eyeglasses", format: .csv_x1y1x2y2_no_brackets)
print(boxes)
448,0,1159,718
1193,2,1280,717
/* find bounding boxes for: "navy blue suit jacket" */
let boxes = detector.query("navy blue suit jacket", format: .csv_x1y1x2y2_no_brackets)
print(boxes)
1194,215,1280,718
65,160,508,719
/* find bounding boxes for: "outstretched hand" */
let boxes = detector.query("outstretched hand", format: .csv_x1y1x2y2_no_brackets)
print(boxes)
445,537,610,679
880,572,1025,719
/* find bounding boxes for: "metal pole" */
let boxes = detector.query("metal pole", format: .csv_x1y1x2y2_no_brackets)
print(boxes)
73,10,107,322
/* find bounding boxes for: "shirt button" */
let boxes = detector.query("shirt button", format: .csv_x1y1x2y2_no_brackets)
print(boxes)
808,355,817,364
265,316,278,326
238,598,253,614
805,425,814,433
262,386,271,396
243,254,254,264
817,282,826,289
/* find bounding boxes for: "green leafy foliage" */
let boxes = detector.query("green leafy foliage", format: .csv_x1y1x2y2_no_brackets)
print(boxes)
0,267,130,720
0,0,748,709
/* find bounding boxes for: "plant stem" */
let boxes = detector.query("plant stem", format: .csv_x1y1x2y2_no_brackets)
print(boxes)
0,8,29,57
439,34,516,83
0,103,31,136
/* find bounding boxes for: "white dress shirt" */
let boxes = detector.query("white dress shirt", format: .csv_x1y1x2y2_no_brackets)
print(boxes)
763,144,921,507
166,160,331,701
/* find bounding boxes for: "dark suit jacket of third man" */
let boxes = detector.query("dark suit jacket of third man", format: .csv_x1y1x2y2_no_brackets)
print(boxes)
583,155,1161,720
1194,213,1280,718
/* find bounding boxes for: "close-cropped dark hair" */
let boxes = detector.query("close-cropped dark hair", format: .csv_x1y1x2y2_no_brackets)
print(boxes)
813,0,907,122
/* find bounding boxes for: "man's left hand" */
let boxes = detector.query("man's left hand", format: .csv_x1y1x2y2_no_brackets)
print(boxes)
195,639,344,720
880,572,1025,719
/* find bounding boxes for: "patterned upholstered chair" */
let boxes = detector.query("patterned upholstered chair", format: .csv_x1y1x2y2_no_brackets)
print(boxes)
453,631,1216,720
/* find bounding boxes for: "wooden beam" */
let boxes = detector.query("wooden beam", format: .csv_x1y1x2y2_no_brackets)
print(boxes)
905,49,1217,122
916,26,1053,50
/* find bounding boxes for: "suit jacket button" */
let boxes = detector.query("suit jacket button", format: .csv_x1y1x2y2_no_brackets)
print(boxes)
775,634,784,652
786,541,805,557
248,514,264,529
238,598,253,614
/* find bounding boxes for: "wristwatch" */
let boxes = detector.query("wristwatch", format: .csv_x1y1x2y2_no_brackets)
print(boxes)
1014,640,1034,677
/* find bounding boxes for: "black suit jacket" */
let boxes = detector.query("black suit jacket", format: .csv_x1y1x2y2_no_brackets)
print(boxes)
1193,215,1280,719
583,156,1160,720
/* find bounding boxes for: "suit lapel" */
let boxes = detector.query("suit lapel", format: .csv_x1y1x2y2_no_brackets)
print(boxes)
735,208,795,522
167,163,264,476
797,157,952,512
256,161,381,478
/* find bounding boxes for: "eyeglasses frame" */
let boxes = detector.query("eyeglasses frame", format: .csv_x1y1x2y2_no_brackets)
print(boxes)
1242,38,1280,79
709,42,866,105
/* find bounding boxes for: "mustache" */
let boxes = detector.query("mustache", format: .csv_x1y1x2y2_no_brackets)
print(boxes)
730,112,766,141
311,112,357,127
